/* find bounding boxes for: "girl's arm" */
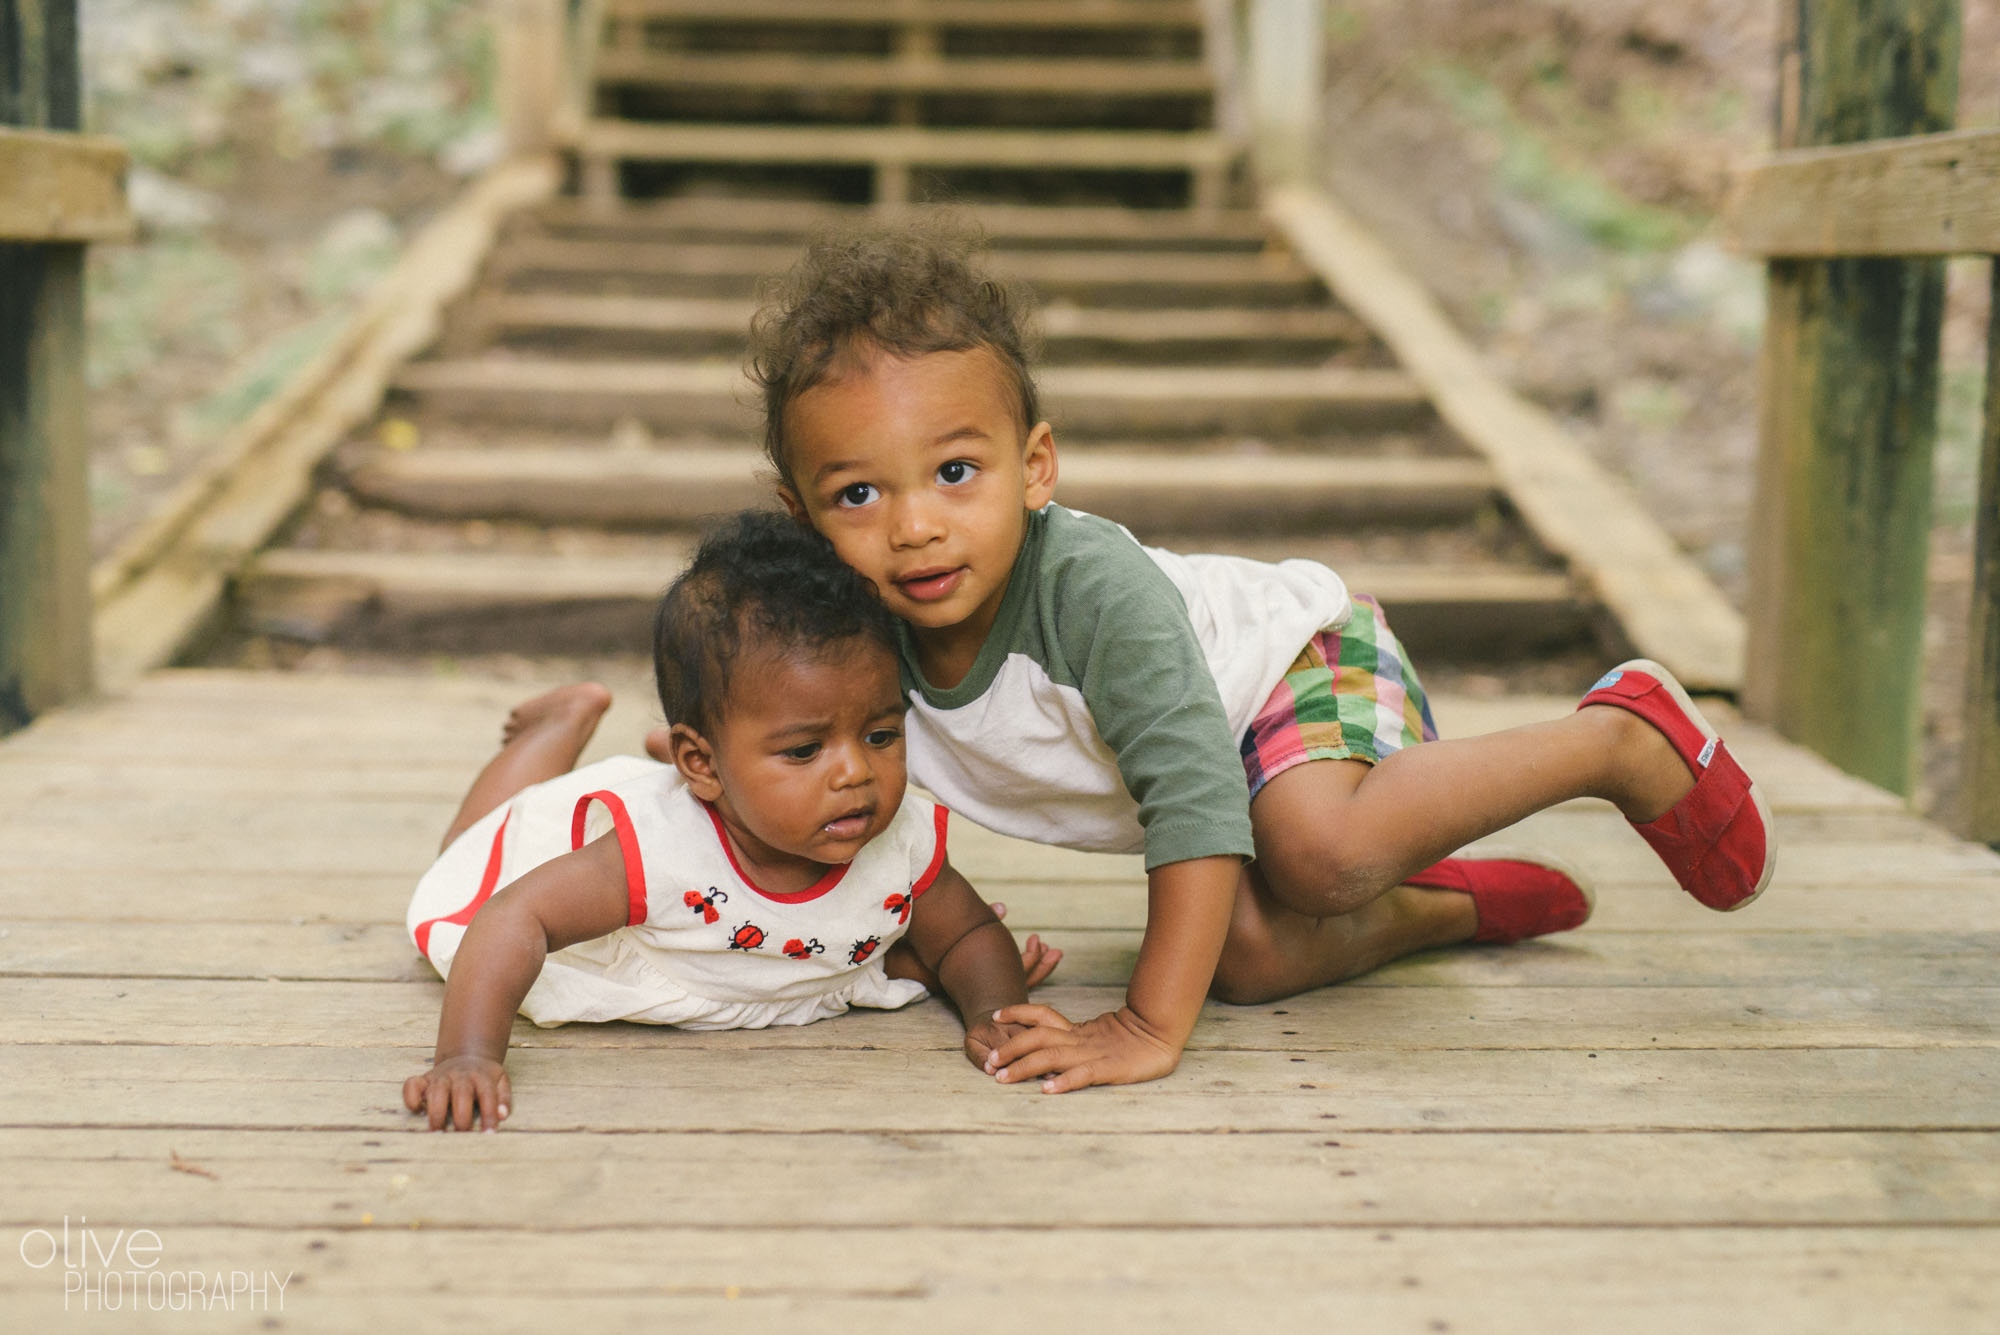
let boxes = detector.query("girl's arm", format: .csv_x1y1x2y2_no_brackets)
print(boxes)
402,834,630,1131
898,860,1036,1070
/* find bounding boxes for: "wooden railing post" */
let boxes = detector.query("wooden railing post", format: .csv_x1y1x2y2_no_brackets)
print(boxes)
497,0,571,157
1741,0,1961,796
1965,265,2000,841
1243,0,1324,185
0,0,93,732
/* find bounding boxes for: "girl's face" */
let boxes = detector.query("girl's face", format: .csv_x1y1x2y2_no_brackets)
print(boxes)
778,344,1056,686
670,638,909,894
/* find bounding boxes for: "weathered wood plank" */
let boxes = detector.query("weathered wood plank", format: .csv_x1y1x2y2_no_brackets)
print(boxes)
5,918,1995,991
1726,126,2000,258
6,976,1993,1051
1740,0,1959,794
1264,185,1747,692
601,0,1204,32
2,1227,1994,1335
595,50,1213,97
581,119,1232,172
5,1128,1995,1229
5,1044,1992,1132
0,125,130,242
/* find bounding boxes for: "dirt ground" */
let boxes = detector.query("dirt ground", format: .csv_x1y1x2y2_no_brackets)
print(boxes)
80,1,1996,823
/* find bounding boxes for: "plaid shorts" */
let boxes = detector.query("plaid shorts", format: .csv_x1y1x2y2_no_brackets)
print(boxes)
1238,594,1439,798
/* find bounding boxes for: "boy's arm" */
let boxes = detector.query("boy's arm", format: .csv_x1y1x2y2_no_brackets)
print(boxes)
402,834,630,1131
899,859,1036,1069
987,854,1238,1092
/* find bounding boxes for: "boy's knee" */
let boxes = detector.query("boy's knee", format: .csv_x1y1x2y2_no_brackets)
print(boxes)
1210,936,1288,1007
1256,829,1394,918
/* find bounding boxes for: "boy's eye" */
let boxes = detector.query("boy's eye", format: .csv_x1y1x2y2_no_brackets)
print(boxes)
937,460,976,486
866,727,902,747
783,742,821,761
835,483,879,508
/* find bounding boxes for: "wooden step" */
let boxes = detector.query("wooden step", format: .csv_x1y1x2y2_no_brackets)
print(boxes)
528,198,1271,249
339,445,1498,532
601,0,1203,34
462,292,1371,362
236,547,1587,660
493,237,1322,305
579,120,1233,174
594,51,1213,99
387,357,1431,435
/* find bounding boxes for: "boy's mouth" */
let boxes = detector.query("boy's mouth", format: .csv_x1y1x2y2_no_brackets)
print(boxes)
895,566,964,603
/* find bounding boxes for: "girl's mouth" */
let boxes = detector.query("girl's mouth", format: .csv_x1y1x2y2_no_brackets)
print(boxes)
822,809,874,840
896,567,964,603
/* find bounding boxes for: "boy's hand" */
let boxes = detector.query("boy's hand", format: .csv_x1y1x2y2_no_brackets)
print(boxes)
403,1054,511,1132
982,1004,1180,1093
962,1010,1032,1072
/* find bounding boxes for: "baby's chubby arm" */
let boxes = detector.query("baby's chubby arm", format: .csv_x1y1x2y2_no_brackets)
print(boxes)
987,854,1239,1093
897,860,1040,1071
402,835,630,1131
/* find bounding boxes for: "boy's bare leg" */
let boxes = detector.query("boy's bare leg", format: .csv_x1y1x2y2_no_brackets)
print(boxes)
1249,706,1690,920
440,683,613,851
1212,866,1473,1004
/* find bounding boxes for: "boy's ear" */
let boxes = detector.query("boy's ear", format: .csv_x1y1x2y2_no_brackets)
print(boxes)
1022,421,1058,510
667,723,725,801
777,486,809,523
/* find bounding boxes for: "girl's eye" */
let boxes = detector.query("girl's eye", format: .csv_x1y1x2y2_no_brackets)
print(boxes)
783,742,821,761
866,728,902,747
835,483,879,508
937,460,976,486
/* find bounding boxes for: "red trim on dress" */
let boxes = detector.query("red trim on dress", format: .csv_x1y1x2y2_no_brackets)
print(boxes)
413,811,512,958
911,804,950,896
700,800,851,903
572,790,649,926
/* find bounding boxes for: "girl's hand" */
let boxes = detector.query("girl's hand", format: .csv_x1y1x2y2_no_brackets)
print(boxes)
403,1054,511,1132
962,1010,1031,1073
982,1004,1181,1093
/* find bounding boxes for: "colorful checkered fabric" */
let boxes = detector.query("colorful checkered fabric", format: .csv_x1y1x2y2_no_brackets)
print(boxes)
1238,595,1439,797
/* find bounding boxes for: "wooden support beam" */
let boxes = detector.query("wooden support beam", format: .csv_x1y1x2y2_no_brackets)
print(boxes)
1964,261,2000,844
0,126,131,242
0,0,92,732
1244,0,1324,185
496,0,569,157
1741,0,1960,796
1726,126,2000,258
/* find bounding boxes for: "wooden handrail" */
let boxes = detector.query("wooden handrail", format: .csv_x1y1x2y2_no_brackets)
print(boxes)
1725,125,2000,258
0,126,131,242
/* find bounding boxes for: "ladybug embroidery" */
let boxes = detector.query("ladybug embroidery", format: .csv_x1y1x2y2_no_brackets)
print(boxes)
684,886,727,924
849,935,881,965
727,921,766,952
783,937,825,961
882,891,915,924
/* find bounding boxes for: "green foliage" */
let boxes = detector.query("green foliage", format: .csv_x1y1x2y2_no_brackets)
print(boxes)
1423,63,1691,255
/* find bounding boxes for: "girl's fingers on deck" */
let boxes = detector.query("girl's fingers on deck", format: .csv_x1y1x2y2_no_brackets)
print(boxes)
991,1003,1073,1031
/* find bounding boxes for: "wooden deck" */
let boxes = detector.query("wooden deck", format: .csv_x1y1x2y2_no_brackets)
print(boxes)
3,667,1997,1331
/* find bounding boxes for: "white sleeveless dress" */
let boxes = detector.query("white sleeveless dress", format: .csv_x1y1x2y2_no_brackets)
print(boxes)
407,756,949,1029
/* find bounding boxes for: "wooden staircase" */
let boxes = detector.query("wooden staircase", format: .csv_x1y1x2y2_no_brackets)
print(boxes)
221,0,1622,677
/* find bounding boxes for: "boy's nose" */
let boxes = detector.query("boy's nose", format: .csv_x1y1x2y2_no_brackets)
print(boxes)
887,496,944,547
827,742,873,788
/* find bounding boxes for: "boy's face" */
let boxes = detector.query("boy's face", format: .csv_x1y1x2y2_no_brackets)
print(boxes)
778,345,1056,670
670,637,909,890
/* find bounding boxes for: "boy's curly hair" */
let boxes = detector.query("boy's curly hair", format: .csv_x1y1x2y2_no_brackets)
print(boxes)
653,510,898,734
747,213,1040,488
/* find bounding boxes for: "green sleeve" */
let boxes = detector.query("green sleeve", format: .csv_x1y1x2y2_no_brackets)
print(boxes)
1041,514,1255,870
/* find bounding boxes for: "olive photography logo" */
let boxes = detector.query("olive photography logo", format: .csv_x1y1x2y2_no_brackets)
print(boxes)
17,1218,293,1314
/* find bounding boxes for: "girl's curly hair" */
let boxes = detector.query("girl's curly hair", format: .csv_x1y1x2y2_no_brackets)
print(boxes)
653,510,897,733
747,213,1040,488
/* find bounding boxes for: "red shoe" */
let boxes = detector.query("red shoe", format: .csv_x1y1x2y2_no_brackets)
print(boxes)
1406,853,1594,944
1577,659,1776,911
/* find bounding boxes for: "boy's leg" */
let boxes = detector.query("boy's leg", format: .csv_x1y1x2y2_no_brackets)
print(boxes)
440,683,614,851
1247,708,1688,919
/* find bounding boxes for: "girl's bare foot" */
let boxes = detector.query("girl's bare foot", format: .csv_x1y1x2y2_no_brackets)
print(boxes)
502,682,613,750
644,725,674,764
